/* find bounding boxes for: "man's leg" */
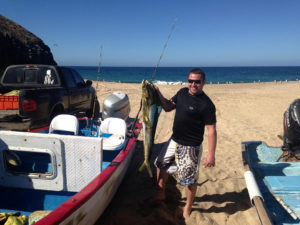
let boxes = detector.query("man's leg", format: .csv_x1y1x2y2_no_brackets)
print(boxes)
183,184,197,219
155,167,169,200
153,139,176,201
176,145,202,219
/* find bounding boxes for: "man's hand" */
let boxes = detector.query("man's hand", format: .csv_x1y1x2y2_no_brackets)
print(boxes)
204,154,215,167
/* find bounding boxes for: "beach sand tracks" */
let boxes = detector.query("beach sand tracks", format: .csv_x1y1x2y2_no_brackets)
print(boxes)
95,81,300,225
183,177,253,224
96,140,186,225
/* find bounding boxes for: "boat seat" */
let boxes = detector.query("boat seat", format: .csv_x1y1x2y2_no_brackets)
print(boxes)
99,118,127,150
49,114,79,135
255,162,300,176
265,176,300,192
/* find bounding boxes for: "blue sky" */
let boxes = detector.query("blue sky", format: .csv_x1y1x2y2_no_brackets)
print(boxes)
2,0,300,67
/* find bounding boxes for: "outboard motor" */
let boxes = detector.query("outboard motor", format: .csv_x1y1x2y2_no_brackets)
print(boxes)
102,91,130,120
283,99,300,156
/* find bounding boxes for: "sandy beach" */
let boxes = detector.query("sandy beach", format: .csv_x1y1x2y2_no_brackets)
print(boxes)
94,81,300,225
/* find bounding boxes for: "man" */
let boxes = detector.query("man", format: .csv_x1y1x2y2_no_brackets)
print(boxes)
154,68,217,219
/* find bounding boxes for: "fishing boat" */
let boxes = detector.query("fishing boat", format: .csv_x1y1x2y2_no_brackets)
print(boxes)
0,91,142,225
242,141,300,225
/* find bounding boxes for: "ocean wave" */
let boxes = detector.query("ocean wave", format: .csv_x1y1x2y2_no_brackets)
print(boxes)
153,80,186,85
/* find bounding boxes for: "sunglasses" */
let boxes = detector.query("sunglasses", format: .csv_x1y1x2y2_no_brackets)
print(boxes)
188,79,202,84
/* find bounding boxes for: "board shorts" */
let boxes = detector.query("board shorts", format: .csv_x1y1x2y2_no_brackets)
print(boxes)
154,138,203,186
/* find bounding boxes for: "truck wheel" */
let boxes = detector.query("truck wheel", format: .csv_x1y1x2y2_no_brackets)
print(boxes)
86,100,100,118
49,107,64,124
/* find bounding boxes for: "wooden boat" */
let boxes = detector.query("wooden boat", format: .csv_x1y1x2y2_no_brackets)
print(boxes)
242,141,300,225
0,114,141,225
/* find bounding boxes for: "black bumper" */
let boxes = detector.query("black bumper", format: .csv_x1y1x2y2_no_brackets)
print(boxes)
0,120,32,131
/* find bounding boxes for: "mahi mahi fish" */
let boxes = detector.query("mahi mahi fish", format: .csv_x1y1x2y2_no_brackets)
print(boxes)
139,79,162,177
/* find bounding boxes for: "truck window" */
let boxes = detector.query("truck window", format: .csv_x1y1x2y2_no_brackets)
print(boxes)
2,67,58,85
3,68,23,83
71,69,85,87
24,70,37,83
60,68,77,88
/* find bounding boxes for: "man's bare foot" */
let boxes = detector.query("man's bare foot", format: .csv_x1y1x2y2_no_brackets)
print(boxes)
183,206,192,219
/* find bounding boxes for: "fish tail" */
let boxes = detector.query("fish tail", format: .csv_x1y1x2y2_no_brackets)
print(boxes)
138,161,153,178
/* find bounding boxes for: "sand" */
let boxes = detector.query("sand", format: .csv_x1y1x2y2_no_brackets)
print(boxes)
94,81,300,225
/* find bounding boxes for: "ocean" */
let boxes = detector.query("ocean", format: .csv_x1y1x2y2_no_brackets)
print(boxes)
70,66,300,84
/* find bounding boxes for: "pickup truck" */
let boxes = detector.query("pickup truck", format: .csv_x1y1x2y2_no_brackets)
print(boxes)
0,64,99,131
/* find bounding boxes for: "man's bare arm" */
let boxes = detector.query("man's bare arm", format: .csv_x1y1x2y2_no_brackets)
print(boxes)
154,85,176,112
204,123,217,167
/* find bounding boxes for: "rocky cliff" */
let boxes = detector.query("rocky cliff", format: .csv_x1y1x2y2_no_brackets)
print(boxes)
0,14,57,75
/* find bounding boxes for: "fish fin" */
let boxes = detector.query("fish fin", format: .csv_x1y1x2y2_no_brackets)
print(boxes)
138,162,153,178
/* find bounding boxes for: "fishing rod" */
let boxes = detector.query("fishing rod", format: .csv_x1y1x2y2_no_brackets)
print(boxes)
90,46,103,133
150,18,177,82
127,20,178,139
92,45,102,119
96,47,103,92
135,19,177,119
131,20,177,135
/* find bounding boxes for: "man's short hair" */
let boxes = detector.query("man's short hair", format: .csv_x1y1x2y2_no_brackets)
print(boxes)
189,68,206,81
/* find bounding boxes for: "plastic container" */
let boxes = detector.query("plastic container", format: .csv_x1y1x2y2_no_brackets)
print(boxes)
0,95,19,110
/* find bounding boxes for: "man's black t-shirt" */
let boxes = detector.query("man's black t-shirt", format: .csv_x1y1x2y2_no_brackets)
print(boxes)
171,88,216,146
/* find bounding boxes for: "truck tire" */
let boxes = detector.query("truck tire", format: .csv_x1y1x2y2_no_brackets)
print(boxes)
49,106,64,124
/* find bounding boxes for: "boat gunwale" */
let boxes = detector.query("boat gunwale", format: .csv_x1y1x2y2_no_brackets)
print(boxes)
31,121,142,224
241,141,274,225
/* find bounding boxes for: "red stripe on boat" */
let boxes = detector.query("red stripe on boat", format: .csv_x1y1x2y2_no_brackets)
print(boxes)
35,123,141,225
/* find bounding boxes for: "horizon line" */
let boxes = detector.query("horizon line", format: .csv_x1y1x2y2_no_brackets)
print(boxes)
65,65,300,68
